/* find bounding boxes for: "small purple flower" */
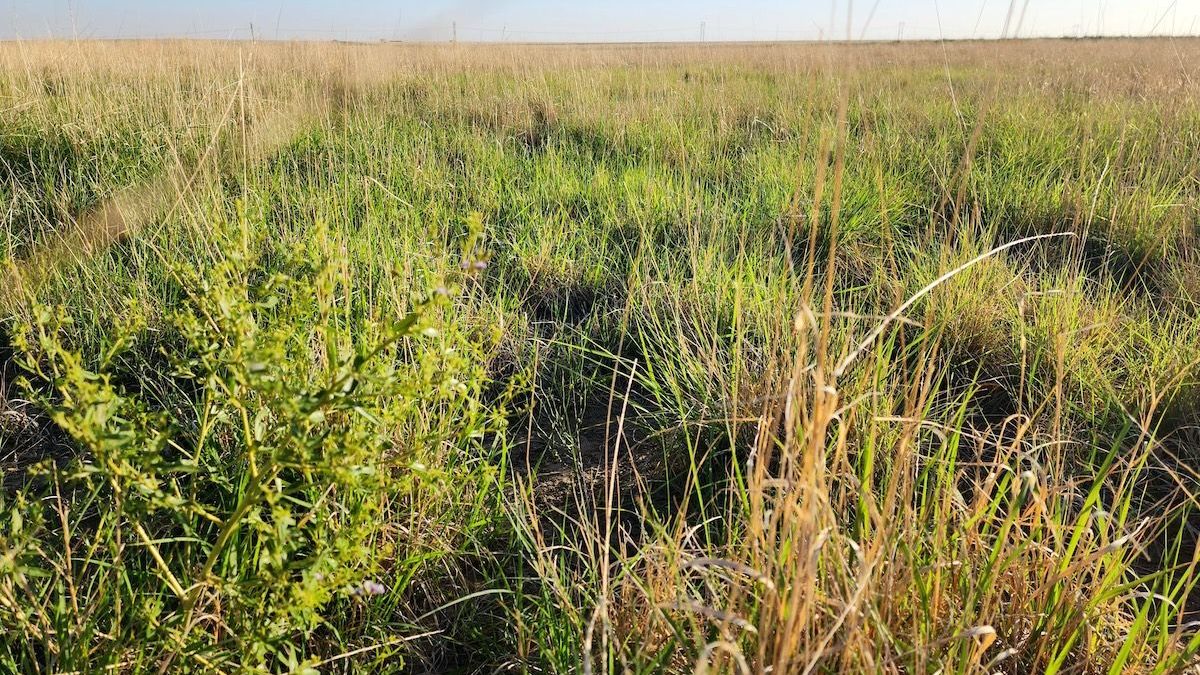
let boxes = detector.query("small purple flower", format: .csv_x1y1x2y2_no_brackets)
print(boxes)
433,285,450,297
353,580,387,597
471,260,488,271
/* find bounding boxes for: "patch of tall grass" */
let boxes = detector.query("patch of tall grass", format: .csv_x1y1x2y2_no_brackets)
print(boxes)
1,38,1198,671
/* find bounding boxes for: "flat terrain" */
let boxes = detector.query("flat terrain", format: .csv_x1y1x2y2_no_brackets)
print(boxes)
1,38,1199,673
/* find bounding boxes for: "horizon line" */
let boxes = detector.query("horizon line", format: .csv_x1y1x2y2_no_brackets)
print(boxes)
2,33,1198,46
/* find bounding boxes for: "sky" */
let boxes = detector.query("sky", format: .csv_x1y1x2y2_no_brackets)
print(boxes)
3,1,1199,43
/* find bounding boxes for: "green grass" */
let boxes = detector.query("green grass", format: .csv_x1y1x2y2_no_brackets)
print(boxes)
1,38,1199,672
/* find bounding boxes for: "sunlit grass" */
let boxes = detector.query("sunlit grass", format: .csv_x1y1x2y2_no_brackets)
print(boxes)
1,38,1199,672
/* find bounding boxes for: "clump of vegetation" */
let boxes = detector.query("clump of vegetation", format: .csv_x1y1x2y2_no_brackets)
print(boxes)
1,214,507,671
1,38,1199,672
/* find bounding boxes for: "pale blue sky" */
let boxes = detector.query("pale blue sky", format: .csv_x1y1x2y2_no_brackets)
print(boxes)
4,1,1199,42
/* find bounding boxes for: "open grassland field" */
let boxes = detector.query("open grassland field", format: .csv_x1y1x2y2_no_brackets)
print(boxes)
1,38,1199,673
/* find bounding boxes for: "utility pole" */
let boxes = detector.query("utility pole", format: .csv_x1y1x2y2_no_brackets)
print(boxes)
897,21,904,41
67,0,78,39
700,21,706,42
452,21,457,43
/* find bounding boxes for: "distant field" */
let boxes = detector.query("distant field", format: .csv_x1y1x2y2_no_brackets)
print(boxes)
1,38,1199,673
